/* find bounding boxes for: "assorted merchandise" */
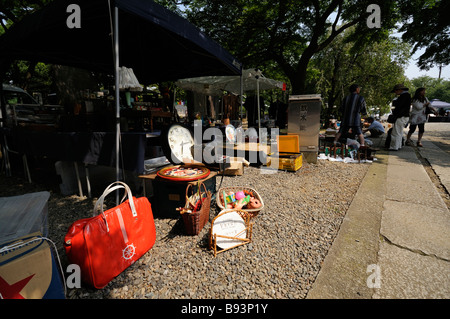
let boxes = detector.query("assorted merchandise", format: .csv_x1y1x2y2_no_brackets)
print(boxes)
216,186,264,217
219,190,262,210
2,178,264,295
157,165,210,181
145,169,217,218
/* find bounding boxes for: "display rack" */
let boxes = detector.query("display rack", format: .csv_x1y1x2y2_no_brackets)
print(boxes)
209,209,253,257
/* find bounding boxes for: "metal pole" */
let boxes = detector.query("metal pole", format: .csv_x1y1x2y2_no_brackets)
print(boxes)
240,67,243,121
114,6,120,204
257,77,260,139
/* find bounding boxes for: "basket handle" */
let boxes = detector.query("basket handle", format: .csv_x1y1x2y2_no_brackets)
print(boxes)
185,181,208,199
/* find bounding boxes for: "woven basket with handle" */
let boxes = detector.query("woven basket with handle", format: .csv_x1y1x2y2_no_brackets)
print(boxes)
180,182,211,235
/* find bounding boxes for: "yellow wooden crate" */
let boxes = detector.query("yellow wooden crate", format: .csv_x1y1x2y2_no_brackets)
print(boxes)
277,134,299,153
267,153,303,171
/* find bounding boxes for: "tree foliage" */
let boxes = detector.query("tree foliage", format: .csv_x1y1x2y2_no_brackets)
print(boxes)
313,28,411,116
410,76,450,102
2,0,448,107
183,0,401,94
398,0,449,70
0,0,52,34
0,0,54,92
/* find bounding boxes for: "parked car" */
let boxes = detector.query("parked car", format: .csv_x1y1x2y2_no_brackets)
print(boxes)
2,84,63,126
2,84,40,125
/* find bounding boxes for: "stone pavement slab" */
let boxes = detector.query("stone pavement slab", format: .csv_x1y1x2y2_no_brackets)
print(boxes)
381,200,450,261
373,241,450,299
419,140,450,194
386,147,445,209
306,152,388,299
308,133,450,299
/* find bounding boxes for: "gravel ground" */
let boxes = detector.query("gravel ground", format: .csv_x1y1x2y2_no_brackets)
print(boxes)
0,158,370,299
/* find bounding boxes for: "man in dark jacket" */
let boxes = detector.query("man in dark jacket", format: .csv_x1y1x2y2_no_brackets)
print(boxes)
389,84,411,151
334,84,367,147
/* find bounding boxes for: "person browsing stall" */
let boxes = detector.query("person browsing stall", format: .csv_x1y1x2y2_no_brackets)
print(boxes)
363,117,385,137
334,84,367,148
389,84,411,151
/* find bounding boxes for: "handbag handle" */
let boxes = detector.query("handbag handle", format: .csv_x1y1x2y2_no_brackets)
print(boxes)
93,181,138,218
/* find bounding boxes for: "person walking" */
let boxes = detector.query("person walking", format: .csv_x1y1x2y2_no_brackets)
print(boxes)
405,88,437,147
389,84,411,151
334,84,367,148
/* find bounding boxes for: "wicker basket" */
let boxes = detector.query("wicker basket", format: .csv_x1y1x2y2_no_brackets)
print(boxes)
216,186,264,218
180,182,211,235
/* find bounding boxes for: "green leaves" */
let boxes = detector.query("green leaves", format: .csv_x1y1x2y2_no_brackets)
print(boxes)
398,0,449,69
182,0,404,93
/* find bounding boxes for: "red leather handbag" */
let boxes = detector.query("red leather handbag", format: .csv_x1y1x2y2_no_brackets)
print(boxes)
64,182,156,289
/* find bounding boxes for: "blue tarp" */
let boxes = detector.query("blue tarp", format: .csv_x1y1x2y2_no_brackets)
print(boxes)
0,0,241,82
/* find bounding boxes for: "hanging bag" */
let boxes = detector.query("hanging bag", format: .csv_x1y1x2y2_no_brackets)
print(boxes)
387,114,396,124
64,181,156,289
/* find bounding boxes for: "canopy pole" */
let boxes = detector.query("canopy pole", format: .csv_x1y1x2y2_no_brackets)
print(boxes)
256,77,260,139
114,5,120,204
240,65,243,121
0,76,5,128
173,86,178,122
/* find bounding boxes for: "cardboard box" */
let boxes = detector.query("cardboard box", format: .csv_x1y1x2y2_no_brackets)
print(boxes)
267,153,303,172
0,233,65,299
219,157,248,176
222,161,244,176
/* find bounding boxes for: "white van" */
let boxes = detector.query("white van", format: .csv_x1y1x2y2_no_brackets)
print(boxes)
2,84,63,126
2,84,40,126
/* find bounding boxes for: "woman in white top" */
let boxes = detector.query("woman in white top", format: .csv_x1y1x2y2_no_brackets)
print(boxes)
406,88,436,147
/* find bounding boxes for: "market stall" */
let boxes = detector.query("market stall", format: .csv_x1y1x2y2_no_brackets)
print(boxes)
0,0,242,187
0,2,283,298
175,69,285,127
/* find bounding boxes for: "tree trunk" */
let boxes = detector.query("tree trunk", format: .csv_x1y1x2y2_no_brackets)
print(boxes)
327,54,342,116
290,61,308,95
290,44,318,95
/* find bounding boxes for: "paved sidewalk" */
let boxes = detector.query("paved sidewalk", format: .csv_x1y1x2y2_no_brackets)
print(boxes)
307,135,450,299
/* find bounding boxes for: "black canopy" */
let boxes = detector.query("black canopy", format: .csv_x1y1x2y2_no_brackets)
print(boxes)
0,0,242,188
0,0,241,82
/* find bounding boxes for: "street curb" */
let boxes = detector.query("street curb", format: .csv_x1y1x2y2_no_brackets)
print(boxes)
307,144,389,299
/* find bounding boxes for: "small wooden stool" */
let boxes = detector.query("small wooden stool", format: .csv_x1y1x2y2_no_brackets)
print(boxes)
331,143,347,159
357,146,369,162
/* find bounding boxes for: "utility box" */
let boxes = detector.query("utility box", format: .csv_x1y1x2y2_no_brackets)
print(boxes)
287,95,322,163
